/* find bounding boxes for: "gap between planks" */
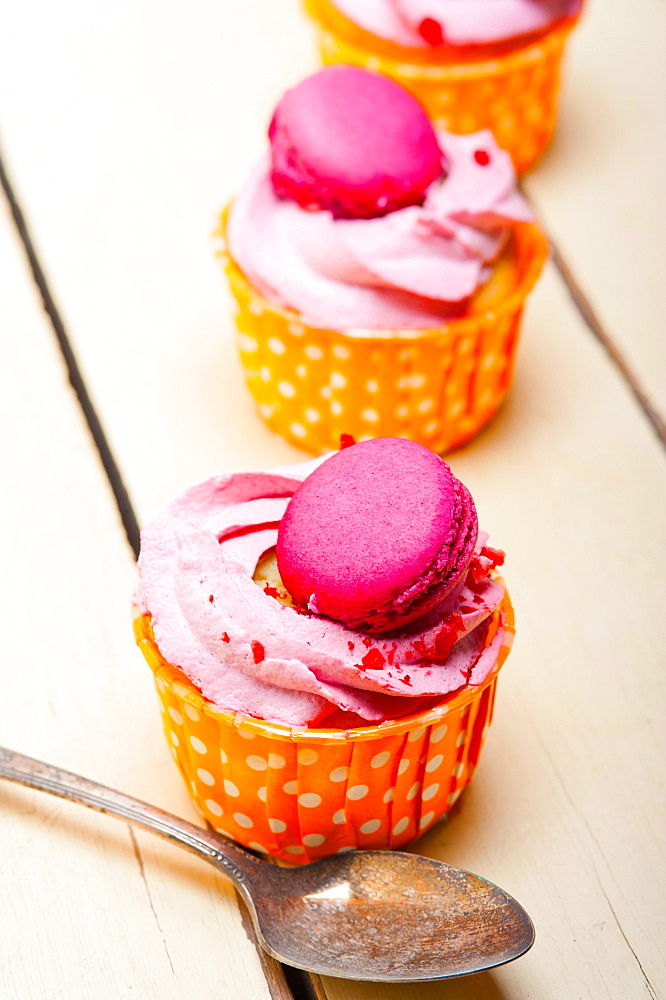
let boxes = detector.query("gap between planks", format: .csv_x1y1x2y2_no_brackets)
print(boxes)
2,144,663,1000
0,145,302,1000
550,239,666,449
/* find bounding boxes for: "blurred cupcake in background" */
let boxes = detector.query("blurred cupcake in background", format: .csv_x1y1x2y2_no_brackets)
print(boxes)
217,66,547,455
304,0,584,174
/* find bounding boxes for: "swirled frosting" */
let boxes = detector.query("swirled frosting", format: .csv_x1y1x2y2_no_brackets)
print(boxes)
227,130,532,330
329,0,581,48
136,457,509,728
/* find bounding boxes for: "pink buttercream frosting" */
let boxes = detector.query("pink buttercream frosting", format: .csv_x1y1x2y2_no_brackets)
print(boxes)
329,0,582,48
135,456,509,728
227,130,532,330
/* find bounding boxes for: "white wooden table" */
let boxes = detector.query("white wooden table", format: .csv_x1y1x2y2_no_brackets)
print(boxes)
1,1,664,997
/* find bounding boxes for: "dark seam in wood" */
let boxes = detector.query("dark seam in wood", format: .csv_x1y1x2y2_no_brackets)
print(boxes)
550,239,666,450
237,894,296,1000
0,147,141,558
283,966,328,1000
522,697,658,998
0,145,310,1000
129,827,176,976
594,875,659,1000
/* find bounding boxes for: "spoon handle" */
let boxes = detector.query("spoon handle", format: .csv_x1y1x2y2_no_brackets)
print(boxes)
0,746,261,898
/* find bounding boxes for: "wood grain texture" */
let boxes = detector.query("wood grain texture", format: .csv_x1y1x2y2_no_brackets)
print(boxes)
0,197,276,999
524,0,666,420
0,1,664,998
317,263,666,999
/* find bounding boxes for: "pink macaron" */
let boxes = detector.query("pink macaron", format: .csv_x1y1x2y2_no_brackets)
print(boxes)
268,65,444,220
275,437,478,634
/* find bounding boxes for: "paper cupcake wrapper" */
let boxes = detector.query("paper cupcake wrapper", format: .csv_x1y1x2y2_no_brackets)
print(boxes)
304,0,581,174
133,589,514,864
217,218,547,456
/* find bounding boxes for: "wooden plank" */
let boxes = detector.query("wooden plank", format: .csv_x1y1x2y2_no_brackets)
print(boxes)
524,0,666,420
0,196,279,998
0,0,317,526
317,263,666,999
1,1,665,997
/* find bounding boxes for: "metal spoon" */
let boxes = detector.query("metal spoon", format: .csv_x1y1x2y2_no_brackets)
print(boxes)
0,746,534,982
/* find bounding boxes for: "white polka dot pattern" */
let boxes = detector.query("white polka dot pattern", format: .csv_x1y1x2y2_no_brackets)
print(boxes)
246,755,267,771
299,793,322,809
224,204,546,456
371,752,390,769
234,813,253,829
139,592,510,863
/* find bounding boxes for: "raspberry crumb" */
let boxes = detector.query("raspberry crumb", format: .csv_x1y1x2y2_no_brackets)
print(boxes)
468,545,505,583
348,640,355,651
362,648,386,670
208,595,214,603
474,150,491,166
340,434,356,450
251,640,265,663
220,632,230,643
483,545,505,568
419,17,444,45
362,637,372,647
401,674,412,686
263,585,281,599
434,627,458,661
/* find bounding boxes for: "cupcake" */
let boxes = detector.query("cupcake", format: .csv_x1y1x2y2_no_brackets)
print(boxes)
218,67,547,456
134,437,514,863
304,0,584,174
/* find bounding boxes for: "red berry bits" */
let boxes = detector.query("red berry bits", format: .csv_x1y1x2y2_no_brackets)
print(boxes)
419,17,444,46
468,545,506,583
220,632,230,643
362,648,386,670
474,149,491,166
340,433,356,450
251,640,265,663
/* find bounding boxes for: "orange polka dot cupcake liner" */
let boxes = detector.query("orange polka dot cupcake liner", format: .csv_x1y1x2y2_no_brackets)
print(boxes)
133,589,514,864
304,0,582,175
216,216,547,456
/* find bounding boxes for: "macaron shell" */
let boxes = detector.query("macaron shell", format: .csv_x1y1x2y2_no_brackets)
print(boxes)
269,65,443,219
276,438,478,633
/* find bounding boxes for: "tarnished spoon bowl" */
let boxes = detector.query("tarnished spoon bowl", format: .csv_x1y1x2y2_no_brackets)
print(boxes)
0,747,534,982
